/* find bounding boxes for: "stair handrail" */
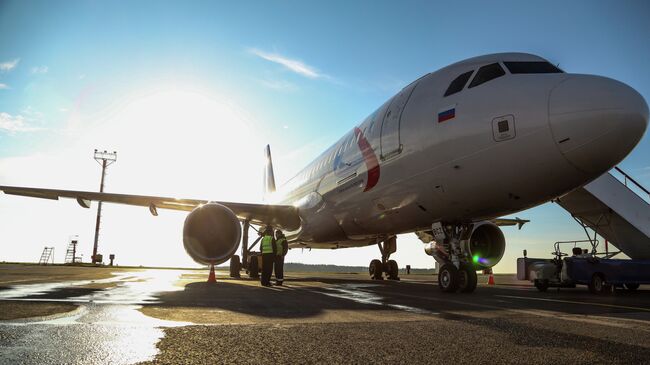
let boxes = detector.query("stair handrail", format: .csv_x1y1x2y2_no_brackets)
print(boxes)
613,166,650,199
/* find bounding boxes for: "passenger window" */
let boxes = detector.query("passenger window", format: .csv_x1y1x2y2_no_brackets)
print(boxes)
444,70,474,97
468,63,505,88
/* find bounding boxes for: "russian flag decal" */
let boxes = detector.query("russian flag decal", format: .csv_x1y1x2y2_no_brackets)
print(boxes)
438,106,456,123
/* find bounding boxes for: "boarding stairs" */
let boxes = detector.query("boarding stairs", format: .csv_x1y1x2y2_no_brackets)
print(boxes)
38,247,55,265
556,167,650,259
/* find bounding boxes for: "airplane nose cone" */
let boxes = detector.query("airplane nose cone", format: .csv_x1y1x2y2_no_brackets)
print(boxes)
549,76,648,174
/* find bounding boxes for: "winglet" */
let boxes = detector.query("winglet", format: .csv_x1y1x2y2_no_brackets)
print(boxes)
264,145,276,199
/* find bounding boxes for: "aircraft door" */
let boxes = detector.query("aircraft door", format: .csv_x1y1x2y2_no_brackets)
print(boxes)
380,81,419,160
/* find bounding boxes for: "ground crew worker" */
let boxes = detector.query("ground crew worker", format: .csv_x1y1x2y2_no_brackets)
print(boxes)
274,229,288,286
260,226,276,287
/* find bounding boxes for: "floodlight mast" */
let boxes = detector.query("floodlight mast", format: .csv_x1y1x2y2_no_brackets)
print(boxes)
92,149,117,264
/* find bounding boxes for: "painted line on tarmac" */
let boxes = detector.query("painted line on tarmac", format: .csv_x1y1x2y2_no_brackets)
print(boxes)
495,295,650,312
365,289,650,331
312,283,438,315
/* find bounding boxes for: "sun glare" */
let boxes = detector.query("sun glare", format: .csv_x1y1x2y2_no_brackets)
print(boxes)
90,86,265,202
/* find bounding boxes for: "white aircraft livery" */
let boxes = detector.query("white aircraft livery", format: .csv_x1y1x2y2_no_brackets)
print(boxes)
2,53,648,293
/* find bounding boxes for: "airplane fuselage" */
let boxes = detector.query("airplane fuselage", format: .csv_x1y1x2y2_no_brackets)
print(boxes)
272,53,648,248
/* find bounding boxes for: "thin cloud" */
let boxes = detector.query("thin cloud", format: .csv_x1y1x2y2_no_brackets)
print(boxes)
0,83,9,90
31,66,49,74
257,78,298,92
0,112,42,133
249,48,324,79
0,58,20,72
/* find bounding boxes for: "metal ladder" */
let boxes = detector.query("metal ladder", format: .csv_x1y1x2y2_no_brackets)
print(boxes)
38,247,54,265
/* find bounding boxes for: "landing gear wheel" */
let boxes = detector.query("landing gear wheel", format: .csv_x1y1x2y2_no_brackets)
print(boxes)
438,264,459,293
534,279,549,292
458,264,477,293
369,259,383,280
248,256,260,279
386,260,400,280
625,283,640,291
229,255,241,278
589,273,612,295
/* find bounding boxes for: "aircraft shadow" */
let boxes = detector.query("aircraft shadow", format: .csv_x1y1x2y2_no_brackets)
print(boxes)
145,280,395,319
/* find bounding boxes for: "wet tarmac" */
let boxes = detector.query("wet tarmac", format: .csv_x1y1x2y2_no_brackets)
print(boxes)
0,269,189,364
1,265,649,364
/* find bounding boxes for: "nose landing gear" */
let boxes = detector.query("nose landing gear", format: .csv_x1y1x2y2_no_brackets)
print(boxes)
432,223,479,293
368,236,400,280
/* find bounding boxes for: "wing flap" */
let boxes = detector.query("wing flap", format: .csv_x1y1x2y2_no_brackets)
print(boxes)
0,185,301,231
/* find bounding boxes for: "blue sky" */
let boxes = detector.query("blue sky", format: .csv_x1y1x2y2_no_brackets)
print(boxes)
0,0,648,271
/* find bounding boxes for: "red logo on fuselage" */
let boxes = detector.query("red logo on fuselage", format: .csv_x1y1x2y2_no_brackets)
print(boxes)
354,127,380,192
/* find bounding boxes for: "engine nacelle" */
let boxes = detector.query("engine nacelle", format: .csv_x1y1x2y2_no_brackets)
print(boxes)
183,203,241,265
422,222,506,269
461,222,506,269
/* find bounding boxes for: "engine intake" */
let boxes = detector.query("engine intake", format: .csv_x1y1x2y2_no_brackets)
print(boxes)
183,203,241,265
462,222,506,269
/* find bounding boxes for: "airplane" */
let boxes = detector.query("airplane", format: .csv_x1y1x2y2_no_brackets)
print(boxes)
1,52,647,293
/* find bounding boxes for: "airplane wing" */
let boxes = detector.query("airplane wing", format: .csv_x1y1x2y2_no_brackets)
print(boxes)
492,217,530,230
0,185,301,231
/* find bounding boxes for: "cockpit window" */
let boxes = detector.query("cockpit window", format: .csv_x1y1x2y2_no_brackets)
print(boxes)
444,70,474,97
504,61,564,74
468,63,505,88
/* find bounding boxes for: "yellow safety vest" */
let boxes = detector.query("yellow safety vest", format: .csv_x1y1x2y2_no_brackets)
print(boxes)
261,235,274,254
276,237,287,256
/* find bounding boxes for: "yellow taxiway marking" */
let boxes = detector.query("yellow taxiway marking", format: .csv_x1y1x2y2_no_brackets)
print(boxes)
496,295,650,312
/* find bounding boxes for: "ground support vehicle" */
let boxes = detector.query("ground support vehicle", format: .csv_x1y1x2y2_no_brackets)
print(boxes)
517,240,650,294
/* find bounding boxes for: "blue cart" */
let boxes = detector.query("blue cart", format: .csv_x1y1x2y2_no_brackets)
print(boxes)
517,240,650,294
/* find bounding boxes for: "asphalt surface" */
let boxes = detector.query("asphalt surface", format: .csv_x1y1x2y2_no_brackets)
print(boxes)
1,265,649,364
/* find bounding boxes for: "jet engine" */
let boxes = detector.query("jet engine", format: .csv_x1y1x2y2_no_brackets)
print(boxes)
422,221,505,269
462,222,505,269
182,203,241,265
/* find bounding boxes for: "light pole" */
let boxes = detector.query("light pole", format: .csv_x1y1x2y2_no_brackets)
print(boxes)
92,149,117,264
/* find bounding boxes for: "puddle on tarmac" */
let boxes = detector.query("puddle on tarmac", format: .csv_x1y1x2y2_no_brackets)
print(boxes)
0,269,185,304
0,270,191,365
0,303,189,365
320,283,436,315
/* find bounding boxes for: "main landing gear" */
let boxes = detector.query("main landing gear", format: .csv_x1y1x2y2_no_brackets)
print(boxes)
369,236,400,280
230,220,263,279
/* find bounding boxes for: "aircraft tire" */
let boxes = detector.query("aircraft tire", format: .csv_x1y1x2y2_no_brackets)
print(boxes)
249,256,260,278
387,260,399,280
438,264,459,293
625,283,640,291
230,255,241,278
458,264,477,293
369,259,383,280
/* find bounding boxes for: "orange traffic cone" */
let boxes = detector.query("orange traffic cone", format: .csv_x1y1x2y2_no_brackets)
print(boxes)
487,273,495,286
207,263,217,283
